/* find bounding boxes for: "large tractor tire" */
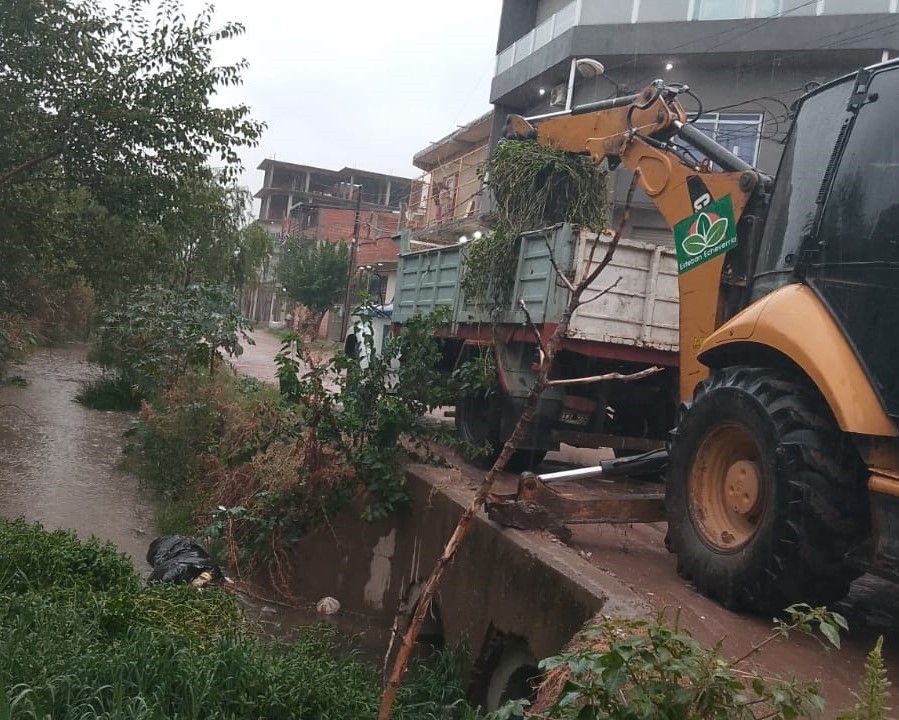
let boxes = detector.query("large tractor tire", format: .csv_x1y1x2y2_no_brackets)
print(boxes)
665,366,868,613
455,390,546,473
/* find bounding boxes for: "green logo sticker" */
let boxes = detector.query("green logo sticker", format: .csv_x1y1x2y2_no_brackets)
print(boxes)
673,195,738,274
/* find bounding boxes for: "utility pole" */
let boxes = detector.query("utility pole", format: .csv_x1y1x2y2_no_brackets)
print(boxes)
340,185,363,339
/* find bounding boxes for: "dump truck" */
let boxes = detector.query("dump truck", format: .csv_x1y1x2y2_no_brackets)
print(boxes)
393,226,680,469
393,58,899,614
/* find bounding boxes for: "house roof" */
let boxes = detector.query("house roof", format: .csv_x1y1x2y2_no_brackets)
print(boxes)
256,158,412,185
413,110,493,172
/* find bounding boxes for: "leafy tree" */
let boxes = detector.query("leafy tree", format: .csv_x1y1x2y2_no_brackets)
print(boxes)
93,284,253,397
0,0,265,316
277,236,351,336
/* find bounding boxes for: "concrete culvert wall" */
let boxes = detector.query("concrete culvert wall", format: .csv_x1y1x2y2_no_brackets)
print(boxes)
260,463,647,699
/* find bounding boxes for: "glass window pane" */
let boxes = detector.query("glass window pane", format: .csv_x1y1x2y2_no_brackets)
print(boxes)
694,0,749,19
755,0,783,17
554,1,577,34
716,123,761,165
533,17,553,50
810,67,899,415
688,113,762,167
496,46,514,74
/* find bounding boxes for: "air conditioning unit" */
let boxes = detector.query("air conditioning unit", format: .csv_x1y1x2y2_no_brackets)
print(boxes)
549,82,568,108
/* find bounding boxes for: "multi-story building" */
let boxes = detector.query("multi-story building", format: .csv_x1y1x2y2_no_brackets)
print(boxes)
405,111,493,246
255,159,411,242
246,159,413,325
490,0,899,238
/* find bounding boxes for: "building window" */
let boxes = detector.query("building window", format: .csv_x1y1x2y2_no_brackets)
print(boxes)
692,112,763,167
692,0,782,20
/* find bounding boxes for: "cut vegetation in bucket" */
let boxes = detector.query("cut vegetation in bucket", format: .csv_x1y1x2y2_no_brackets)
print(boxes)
462,141,609,313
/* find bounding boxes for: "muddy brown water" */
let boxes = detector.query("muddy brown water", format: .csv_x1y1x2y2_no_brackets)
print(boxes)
0,345,156,565
0,343,388,652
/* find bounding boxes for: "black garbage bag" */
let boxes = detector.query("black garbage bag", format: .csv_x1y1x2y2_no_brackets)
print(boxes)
146,535,224,586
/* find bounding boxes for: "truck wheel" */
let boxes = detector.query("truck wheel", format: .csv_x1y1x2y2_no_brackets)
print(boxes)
455,390,546,472
665,366,868,613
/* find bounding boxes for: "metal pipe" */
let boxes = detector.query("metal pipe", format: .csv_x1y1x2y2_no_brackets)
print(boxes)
564,57,577,112
571,92,641,115
535,448,669,483
675,121,753,172
536,465,606,483
525,92,642,124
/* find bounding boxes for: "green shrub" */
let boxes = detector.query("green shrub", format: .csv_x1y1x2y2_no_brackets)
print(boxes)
839,635,892,720
92,284,253,397
75,373,145,411
0,517,479,720
493,607,851,720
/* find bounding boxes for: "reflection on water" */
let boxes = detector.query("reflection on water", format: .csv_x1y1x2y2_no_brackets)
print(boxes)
0,345,157,565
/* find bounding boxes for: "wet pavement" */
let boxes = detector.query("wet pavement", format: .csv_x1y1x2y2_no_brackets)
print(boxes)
0,345,157,566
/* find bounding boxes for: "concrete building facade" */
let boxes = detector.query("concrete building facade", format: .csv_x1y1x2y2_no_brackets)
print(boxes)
491,0,899,238
245,159,413,326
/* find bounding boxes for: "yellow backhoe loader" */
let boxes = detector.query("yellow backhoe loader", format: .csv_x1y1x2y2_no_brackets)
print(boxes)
501,59,899,613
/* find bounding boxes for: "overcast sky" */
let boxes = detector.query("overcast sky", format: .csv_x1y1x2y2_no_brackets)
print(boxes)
195,0,503,195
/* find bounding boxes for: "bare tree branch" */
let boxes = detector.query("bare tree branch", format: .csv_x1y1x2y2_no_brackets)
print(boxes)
0,148,63,186
518,298,547,358
377,171,642,720
543,234,577,292
0,403,36,419
545,366,662,387
579,169,642,292
578,275,622,307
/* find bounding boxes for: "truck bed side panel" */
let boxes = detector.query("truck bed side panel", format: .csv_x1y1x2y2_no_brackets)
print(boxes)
569,232,679,352
393,225,679,354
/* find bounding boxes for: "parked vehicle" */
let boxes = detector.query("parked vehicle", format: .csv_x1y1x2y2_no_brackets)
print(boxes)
394,59,899,613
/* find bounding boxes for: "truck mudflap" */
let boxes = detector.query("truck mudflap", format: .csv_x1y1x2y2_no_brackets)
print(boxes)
487,450,668,528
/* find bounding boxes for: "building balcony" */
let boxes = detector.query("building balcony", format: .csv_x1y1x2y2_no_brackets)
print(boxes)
493,0,899,105
404,145,488,243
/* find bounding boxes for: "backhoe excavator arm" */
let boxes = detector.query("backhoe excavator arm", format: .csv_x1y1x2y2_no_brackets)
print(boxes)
504,81,768,400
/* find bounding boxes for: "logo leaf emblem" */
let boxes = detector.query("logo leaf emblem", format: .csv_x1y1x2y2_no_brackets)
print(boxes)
683,234,707,256
706,217,728,248
697,212,712,237
682,214,729,257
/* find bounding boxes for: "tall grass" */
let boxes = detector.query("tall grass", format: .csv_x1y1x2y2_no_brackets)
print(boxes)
0,518,480,720
75,373,145,411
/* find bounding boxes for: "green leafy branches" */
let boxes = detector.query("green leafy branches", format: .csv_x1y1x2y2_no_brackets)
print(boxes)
496,605,853,720
277,236,351,337
91,284,253,398
483,140,609,239
462,140,608,312
275,305,459,521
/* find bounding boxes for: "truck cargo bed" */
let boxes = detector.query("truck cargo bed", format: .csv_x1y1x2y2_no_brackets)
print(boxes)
394,224,679,354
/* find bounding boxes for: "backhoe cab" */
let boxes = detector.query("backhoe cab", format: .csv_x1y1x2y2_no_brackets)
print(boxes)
505,59,899,613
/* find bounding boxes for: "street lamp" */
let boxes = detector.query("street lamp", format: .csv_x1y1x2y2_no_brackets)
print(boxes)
564,57,621,110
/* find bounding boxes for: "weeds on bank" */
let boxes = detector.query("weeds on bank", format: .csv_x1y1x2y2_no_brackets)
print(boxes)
0,517,479,720
487,604,893,720
124,306,480,591
75,373,145,410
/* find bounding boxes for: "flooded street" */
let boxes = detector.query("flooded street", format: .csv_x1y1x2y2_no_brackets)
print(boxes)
0,345,157,566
